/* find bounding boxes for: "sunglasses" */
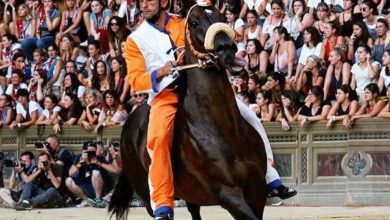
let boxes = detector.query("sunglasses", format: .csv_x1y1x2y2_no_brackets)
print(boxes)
135,94,145,97
360,7,368,12
110,23,119,26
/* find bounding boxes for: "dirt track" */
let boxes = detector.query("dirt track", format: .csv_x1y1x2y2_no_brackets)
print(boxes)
2,206,390,220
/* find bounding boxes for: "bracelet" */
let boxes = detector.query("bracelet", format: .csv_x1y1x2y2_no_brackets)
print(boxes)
17,123,21,128
332,115,336,122
103,122,106,127
304,116,309,122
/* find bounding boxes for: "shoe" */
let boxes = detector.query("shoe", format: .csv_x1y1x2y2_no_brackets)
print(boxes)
130,199,144,207
76,199,89,208
80,40,88,47
96,199,108,208
87,198,103,208
154,213,173,220
14,200,32,211
267,185,297,200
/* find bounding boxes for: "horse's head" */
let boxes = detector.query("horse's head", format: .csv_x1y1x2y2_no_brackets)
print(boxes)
185,5,242,72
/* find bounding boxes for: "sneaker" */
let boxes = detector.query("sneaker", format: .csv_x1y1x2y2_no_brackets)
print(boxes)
154,213,173,220
80,40,88,47
267,185,297,200
76,200,89,208
87,198,103,208
96,199,108,208
14,200,32,211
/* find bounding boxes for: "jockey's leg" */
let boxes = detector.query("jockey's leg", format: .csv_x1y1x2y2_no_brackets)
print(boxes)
235,98,297,199
147,89,178,217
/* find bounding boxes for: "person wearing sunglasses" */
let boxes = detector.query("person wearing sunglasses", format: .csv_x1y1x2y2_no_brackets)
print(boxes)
107,16,130,58
361,0,385,40
131,92,148,113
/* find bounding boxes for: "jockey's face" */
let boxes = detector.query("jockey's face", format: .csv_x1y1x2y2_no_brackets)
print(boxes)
140,0,168,21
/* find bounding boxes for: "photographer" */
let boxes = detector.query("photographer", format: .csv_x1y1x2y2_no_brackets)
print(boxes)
44,135,73,174
66,141,111,208
14,152,63,210
0,151,36,208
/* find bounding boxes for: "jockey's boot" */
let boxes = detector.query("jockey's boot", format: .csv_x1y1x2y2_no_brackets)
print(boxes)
154,213,173,220
267,185,297,200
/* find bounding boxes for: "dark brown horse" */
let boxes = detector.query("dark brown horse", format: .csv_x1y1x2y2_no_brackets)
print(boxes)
109,4,267,220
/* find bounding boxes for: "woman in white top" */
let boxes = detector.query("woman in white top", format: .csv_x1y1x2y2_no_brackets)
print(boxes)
61,73,86,105
361,0,384,40
10,89,43,129
350,44,381,104
5,70,28,103
378,50,390,93
225,6,246,57
260,0,286,51
296,26,323,75
10,3,34,43
44,43,64,98
36,94,61,125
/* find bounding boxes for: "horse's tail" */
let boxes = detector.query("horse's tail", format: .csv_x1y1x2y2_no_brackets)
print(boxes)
109,172,134,220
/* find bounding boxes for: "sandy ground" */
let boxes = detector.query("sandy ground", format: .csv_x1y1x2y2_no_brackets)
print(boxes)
2,206,390,220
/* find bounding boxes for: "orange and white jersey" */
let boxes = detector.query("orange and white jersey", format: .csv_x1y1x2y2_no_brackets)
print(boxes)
125,14,185,96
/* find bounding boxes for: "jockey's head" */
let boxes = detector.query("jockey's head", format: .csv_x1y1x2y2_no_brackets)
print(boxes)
139,0,170,23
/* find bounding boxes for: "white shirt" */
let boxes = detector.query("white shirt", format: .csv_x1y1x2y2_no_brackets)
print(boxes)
16,101,43,120
5,83,28,96
298,43,322,65
307,0,331,9
42,106,61,119
351,61,380,93
380,67,390,88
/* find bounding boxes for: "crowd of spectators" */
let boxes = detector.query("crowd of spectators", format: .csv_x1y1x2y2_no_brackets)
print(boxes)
0,0,389,131
0,136,122,209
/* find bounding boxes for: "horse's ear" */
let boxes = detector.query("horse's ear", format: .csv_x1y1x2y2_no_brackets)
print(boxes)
176,0,194,16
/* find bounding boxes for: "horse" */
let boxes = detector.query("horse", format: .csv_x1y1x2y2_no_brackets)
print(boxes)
109,4,267,220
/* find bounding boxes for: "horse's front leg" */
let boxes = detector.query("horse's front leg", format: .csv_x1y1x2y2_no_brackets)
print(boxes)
218,186,259,220
186,202,201,220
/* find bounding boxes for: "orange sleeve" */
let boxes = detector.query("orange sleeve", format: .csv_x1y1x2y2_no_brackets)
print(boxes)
125,36,153,91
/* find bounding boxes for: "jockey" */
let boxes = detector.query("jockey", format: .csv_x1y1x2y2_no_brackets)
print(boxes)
124,0,184,218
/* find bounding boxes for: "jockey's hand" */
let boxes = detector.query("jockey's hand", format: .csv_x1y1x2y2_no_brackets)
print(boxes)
156,61,176,80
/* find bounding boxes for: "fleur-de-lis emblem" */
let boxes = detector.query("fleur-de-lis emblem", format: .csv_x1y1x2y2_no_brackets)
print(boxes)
347,152,366,176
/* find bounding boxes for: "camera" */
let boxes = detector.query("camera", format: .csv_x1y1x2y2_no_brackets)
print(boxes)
87,151,96,160
35,142,50,150
42,161,49,167
111,142,120,152
3,159,19,167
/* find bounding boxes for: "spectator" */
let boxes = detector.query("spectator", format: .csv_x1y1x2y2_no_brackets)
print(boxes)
347,21,374,62
85,40,106,83
295,55,326,94
260,0,286,52
298,86,331,127
5,70,28,105
11,4,34,43
323,48,352,101
66,141,111,208
313,3,332,38
346,83,385,127
65,60,77,75
269,26,296,83
276,90,302,130
58,34,81,63
0,94,14,126
1,0,16,35
263,71,285,106
27,69,48,102
378,84,390,119
244,39,269,77
130,92,147,113
10,89,43,129
253,90,278,122
350,44,381,104
61,73,86,105
21,0,61,62
117,0,140,31
36,94,61,126
89,0,111,53
44,43,64,98
296,26,322,75
94,90,128,133
31,48,46,75
283,0,314,50
237,91,256,109
319,20,345,64
14,152,64,210
78,89,102,131
326,84,359,128
91,60,110,92
247,74,261,103
243,10,261,44
9,52,28,81
109,57,129,104
56,0,86,44
225,6,245,58
53,92,83,132
339,0,362,38
231,72,248,94
0,34,21,80
0,151,36,208
378,50,390,92
361,0,383,40
372,18,390,64
107,16,129,58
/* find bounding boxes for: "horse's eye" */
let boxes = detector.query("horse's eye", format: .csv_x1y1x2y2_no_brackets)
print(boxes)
189,20,198,27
